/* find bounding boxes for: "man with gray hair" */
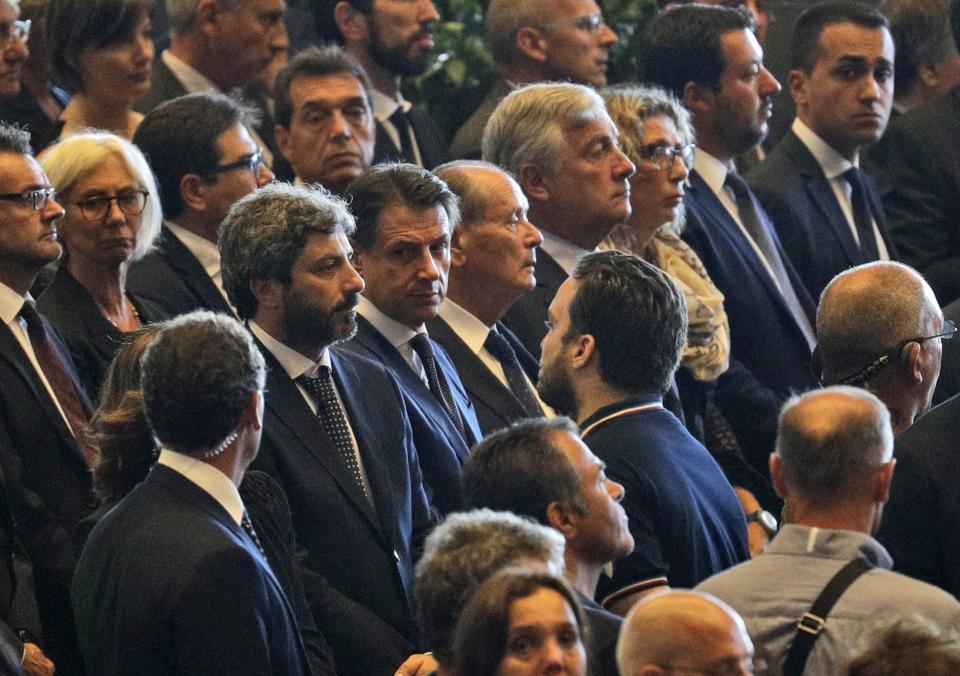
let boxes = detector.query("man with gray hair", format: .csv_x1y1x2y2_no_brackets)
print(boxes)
414,509,565,672
73,311,311,676
482,82,635,359
448,0,617,159
219,182,435,675
698,386,960,675
816,261,948,435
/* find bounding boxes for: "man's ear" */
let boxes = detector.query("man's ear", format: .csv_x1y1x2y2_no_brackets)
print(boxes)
515,26,549,64
180,173,208,213
350,239,366,275
787,69,809,108
516,163,550,203
770,453,789,501
275,124,293,164
546,500,577,538
682,80,713,116
902,341,924,383
334,0,368,44
874,458,896,503
251,278,283,311
571,333,597,371
450,223,467,269
195,0,221,37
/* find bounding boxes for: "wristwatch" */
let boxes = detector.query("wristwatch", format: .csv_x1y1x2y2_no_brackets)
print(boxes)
746,509,778,537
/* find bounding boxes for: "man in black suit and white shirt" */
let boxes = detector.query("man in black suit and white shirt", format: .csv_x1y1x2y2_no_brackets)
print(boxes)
129,93,274,317
429,160,549,435
219,181,436,676
481,82,635,359
73,312,310,676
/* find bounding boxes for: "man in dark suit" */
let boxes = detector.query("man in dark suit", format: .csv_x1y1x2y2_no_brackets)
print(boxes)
463,418,631,675
339,163,481,515
73,312,310,676
134,0,288,166
538,251,749,615
748,2,897,301
273,46,376,196
482,83,635,359
219,182,436,675
429,161,548,434
449,0,618,159
129,93,274,318
334,0,448,168
0,123,90,675
642,4,818,399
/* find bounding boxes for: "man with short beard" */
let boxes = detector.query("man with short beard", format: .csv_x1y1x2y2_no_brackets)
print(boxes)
334,0,449,168
538,250,748,616
218,182,436,676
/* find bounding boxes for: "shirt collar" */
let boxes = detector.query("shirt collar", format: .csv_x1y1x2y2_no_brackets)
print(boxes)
248,319,331,380
371,87,412,124
161,50,218,94
539,230,590,276
693,148,732,195
156,448,245,525
767,524,893,569
792,117,857,179
166,221,220,270
0,281,29,326
357,295,423,348
438,298,493,355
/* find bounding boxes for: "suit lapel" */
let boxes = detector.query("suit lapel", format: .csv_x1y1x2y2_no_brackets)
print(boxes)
161,228,234,315
499,322,539,381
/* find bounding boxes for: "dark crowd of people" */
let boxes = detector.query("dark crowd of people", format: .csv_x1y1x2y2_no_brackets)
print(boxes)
1,0,960,673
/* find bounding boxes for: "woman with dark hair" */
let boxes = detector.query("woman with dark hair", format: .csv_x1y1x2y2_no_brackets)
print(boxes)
45,0,152,139
80,324,336,676
452,569,588,676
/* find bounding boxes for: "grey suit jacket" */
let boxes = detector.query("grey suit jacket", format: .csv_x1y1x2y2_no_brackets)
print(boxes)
449,77,513,160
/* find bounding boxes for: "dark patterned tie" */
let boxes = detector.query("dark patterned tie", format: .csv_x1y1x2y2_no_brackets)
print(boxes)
483,331,544,417
843,167,880,260
18,301,94,465
409,333,467,439
297,368,368,499
240,511,266,558
723,171,817,349
388,107,417,164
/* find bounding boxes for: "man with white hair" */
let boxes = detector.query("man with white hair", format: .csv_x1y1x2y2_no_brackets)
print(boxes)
698,387,960,675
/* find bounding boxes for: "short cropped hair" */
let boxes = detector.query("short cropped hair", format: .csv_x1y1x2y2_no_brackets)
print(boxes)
484,0,554,66
219,182,356,319
464,417,585,523
46,0,151,92
433,160,514,226
141,311,265,453
342,163,459,250
885,0,956,95
274,45,373,129
41,131,162,262
569,250,687,394
452,569,587,676
640,4,754,98
791,1,890,73
166,0,243,34
414,509,566,662
846,615,960,676
0,122,31,154
776,386,893,504
481,82,608,175
133,92,249,219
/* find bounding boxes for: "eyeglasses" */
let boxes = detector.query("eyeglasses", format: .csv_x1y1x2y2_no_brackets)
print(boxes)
68,190,149,221
0,19,30,46
541,12,607,33
206,148,265,178
828,319,958,387
640,143,696,172
660,655,769,676
0,187,56,210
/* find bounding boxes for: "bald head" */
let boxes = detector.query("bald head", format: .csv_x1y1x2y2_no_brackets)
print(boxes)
617,591,753,675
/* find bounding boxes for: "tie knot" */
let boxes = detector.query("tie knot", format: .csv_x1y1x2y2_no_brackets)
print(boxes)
18,299,41,326
484,331,515,362
408,332,434,360
724,170,750,197
843,166,864,186
389,107,410,131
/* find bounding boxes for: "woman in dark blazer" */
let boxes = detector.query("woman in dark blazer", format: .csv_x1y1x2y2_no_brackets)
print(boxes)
38,131,165,401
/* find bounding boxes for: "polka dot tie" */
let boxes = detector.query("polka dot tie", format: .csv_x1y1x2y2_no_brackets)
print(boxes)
408,333,467,439
297,368,368,499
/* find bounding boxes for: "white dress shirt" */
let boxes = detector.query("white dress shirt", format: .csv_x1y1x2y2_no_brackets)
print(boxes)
539,230,592,276
357,295,427,385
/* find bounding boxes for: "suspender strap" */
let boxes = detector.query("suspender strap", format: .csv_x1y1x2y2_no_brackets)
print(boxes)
782,558,874,676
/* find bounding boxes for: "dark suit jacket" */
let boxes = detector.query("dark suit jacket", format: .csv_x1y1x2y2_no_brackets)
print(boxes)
866,86,960,305
0,308,94,673
578,594,621,676
426,316,539,436
37,267,168,402
72,465,310,676
749,129,897,300
340,316,481,515
876,394,960,597
126,226,234,318
682,170,817,399
449,77,513,160
251,343,436,675
501,249,568,361
935,298,960,405
373,106,450,169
